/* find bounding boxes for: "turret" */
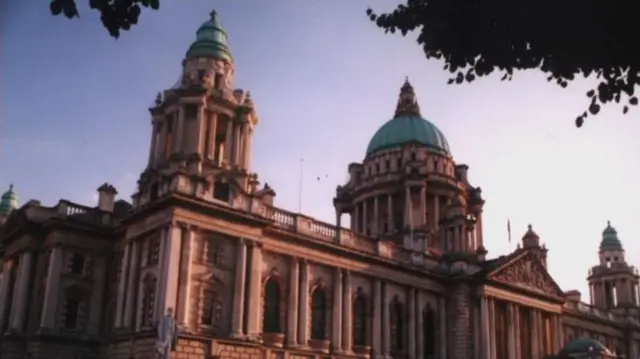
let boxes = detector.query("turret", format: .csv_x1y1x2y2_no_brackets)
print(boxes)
0,184,19,224
588,221,640,310
521,224,548,268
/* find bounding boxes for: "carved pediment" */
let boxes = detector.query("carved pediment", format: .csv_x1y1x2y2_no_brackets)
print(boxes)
489,252,563,297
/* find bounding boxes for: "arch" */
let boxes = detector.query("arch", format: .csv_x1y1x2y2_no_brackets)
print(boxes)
423,305,437,358
140,274,157,327
390,296,405,352
352,288,368,346
262,277,282,333
310,286,328,340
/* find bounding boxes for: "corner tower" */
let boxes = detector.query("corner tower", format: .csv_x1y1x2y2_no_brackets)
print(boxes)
588,221,640,311
135,10,260,206
334,79,485,260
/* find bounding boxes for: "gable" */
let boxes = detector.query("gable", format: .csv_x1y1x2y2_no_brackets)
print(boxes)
487,251,564,297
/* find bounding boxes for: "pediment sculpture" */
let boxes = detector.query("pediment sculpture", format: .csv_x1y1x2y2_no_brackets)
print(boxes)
492,257,559,296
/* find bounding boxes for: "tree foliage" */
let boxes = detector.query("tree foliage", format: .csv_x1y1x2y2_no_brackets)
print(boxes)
367,0,640,127
50,0,159,39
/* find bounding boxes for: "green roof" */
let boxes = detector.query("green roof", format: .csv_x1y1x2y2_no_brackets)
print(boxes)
559,338,611,356
185,10,233,62
0,184,18,215
366,79,450,156
600,220,623,251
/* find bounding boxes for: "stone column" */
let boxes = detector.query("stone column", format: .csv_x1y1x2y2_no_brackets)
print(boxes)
387,194,394,234
438,296,447,359
407,288,416,359
476,211,484,248
158,225,182,318
230,238,248,337
208,113,219,160
287,257,299,345
382,283,391,356
354,203,360,233
480,297,491,359
332,268,343,352
177,228,195,328
556,315,564,352
224,119,233,165
531,309,539,359
0,261,14,331
404,187,412,227
342,270,353,353
194,105,205,155
234,122,242,166
246,127,254,170
114,244,130,328
372,280,382,358
246,241,263,339
373,196,380,236
175,106,185,153
489,298,497,359
420,186,427,226
148,121,159,167
123,241,140,327
416,291,424,359
89,255,107,334
40,246,64,328
362,199,368,235
507,303,516,359
10,251,33,331
298,260,310,347
513,305,521,359
434,195,440,230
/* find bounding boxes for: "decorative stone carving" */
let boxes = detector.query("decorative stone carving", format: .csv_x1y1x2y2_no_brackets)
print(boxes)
492,256,558,296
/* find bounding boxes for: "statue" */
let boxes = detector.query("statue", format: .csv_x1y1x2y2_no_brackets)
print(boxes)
155,308,179,359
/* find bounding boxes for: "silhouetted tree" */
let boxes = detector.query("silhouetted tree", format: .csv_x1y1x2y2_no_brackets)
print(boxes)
367,1,640,127
49,0,159,39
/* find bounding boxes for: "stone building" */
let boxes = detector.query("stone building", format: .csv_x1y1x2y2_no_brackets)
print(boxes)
1,10,640,359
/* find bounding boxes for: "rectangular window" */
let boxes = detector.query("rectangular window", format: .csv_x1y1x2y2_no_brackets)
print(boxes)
214,73,223,89
141,283,156,327
64,298,80,329
147,236,160,266
207,240,219,266
69,253,85,275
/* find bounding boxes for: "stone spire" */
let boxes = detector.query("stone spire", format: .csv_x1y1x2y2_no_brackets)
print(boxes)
394,77,422,118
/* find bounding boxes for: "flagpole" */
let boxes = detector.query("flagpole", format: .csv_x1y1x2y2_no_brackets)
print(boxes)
298,158,304,213
507,219,512,244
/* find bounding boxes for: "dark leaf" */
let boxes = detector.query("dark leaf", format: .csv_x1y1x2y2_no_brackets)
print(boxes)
575,116,584,128
50,0,63,15
586,90,595,97
588,104,600,115
630,97,638,105
623,106,629,114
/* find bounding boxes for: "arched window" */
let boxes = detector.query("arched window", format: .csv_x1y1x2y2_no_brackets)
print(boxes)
263,278,282,333
140,275,157,327
390,298,405,352
310,287,327,340
423,307,437,358
353,292,368,346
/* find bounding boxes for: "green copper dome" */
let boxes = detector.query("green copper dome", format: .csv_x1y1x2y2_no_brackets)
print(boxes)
600,221,623,251
366,79,450,156
185,10,233,62
559,338,612,356
0,184,18,215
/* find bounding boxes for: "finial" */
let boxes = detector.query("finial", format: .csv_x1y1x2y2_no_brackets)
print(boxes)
8,183,13,191
394,78,421,118
210,10,217,21
527,224,533,231
405,76,409,83
607,220,611,227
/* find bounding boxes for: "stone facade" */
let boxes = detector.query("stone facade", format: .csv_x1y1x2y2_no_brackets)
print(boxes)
1,10,640,359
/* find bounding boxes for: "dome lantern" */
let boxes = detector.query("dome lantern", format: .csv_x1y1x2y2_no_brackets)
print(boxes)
185,9,233,63
599,220,623,252
0,184,19,216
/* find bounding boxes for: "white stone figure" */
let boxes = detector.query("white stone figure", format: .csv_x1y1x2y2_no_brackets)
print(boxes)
155,308,179,359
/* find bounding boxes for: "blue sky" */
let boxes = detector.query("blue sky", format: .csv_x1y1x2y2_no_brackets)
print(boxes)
2,0,640,300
